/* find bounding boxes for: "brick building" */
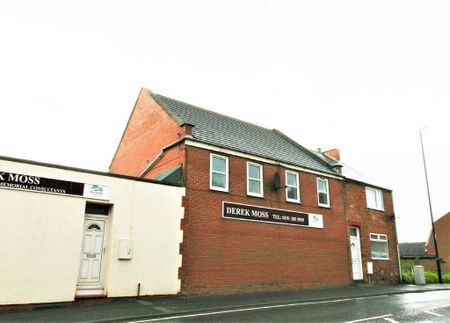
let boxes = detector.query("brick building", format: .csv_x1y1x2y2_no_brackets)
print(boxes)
426,212,450,272
110,88,400,294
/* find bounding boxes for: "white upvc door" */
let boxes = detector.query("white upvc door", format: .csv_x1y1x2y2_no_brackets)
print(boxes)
76,215,108,295
350,226,364,280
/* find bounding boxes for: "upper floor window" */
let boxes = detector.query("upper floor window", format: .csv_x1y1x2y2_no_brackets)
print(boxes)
370,233,389,260
317,178,330,207
247,162,263,197
210,154,228,192
366,187,384,211
285,170,300,203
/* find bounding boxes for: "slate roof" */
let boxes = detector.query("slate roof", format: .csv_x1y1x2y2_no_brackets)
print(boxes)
151,93,337,175
398,242,429,258
155,165,182,186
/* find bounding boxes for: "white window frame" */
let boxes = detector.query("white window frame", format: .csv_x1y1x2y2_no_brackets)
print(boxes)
210,154,229,192
317,178,330,207
246,161,263,197
285,170,300,203
365,187,384,211
370,233,390,260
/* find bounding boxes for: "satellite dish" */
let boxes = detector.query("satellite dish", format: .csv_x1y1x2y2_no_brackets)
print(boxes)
273,172,281,191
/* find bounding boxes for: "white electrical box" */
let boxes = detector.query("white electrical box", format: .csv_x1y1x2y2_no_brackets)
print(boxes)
367,261,373,274
118,239,133,260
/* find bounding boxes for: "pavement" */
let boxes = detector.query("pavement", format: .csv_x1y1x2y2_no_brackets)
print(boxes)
1,284,449,322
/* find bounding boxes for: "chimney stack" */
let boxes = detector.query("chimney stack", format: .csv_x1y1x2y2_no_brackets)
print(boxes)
179,123,194,138
323,149,342,174
323,148,340,161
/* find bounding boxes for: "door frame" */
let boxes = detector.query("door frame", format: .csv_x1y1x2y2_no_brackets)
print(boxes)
349,226,364,281
76,213,109,296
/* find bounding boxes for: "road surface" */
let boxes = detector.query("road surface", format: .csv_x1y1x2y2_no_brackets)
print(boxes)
130,290,449,322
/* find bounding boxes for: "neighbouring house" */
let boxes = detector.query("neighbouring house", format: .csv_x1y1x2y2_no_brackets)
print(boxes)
110,88,400,295
314,151,400,284
426,212,450,272
399,242,429,259
398,242,436,271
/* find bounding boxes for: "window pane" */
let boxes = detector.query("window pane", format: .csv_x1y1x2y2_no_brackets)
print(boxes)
375,190,384,209
287,173,297,186
371,241,389,259
248,164,260,179
366,189,376,208
212,173,226,188
350,227,357,237
319,192,328,205
287,187,298,200
249,179,261,194
318,179,327,192
212,157,226,173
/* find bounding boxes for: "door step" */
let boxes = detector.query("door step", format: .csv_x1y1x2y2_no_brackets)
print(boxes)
75,289,106,298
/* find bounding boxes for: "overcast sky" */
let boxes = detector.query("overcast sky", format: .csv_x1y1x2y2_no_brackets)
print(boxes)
1,1,448,242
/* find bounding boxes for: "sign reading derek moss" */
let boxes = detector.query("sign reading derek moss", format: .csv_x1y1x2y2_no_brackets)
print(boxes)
222,202,323,228
0,171,110,200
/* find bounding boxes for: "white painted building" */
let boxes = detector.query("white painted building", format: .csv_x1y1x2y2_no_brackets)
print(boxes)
0,156,185,305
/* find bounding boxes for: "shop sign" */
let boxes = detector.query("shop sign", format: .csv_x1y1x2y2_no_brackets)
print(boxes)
0,170,110,200
222,201,323,228
83,183,110,200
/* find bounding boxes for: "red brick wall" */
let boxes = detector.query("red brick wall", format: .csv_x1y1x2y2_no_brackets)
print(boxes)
427,213,450,272
109,89,182,176
180,146,350,294
145,143,186,182
345,182,400,283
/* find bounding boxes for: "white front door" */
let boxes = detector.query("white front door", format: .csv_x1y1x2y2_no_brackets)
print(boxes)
77,215,108,295
350,226,363,280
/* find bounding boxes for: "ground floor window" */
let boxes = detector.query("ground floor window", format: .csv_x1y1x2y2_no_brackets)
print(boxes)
370,233,389,260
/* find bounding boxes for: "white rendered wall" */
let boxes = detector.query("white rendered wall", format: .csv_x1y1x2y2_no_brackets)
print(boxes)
0,159,184,305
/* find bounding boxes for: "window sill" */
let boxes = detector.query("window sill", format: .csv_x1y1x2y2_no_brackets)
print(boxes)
367,207,385,212
318,204,331,209
246,194,264,199
286,200,301,205
210,187,230,194
371,257,390,261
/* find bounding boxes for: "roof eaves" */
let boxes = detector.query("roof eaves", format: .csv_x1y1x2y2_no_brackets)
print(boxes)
272,129,338,174
188,137,341,177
